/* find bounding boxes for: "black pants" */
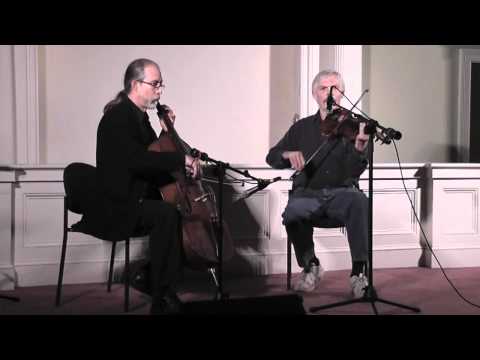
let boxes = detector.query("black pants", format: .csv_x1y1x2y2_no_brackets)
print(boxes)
284,187,368,268
137,199,183,301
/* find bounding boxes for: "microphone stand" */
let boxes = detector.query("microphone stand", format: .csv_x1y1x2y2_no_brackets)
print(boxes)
191,149,280,300
237,177,282,201
309,105,420,315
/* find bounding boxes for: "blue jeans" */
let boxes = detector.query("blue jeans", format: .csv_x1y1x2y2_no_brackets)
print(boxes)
283,186,368,268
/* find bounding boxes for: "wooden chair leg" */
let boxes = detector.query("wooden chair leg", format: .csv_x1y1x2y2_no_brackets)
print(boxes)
124,238,130,313
107,241,116,292
55,197,69,306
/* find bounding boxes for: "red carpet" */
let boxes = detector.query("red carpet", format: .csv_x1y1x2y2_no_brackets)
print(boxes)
1,267,480,315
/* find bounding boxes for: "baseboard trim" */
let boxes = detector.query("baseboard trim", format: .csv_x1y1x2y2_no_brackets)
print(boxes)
12,247,478,287
0,265,16,290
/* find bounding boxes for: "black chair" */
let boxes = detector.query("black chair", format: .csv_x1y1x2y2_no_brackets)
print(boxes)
55,163,132,312
286,216,344,290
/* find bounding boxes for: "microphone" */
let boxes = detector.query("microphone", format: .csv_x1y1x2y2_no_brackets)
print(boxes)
190,148,209,161
238,177,282,200
375,130,391,145
326,86,334,114
385,128,402,140
156,102,168,117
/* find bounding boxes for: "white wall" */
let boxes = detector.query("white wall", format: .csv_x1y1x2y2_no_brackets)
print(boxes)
365,45,454,163
40,45,271,166
269,45,299,149
3,45,469,167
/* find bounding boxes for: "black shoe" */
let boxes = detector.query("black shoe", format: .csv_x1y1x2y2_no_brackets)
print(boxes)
127,259,152,296
150,292,183,315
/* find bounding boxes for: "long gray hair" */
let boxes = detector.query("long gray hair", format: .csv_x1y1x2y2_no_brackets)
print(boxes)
103,58,159,113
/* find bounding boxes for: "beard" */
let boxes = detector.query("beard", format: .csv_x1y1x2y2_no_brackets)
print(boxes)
146,98,159,110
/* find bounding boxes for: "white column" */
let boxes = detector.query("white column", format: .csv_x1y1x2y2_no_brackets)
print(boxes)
13,45,40,165
299,45,320,118
0,45,15,165
299,45,364,118
336,45,364,111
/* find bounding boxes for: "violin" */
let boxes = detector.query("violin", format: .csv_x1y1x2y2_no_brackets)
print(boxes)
319,108,361,141
289,108,364,181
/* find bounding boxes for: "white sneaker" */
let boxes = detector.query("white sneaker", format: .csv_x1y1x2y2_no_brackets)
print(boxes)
350,273,368,299
293,264,325,292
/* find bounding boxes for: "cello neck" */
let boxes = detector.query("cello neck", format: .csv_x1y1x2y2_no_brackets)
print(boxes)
156,102,190,155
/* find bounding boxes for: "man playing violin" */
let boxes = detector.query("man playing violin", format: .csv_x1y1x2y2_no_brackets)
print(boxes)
266,70,370,298
85,58,200,314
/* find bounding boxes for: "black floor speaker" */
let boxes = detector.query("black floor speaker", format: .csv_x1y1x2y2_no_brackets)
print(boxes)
182,294,306,314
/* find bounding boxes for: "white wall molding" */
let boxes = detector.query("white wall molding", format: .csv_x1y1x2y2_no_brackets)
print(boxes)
230,190,270,243
13,45,40,165
0,266,16,291
429,164,480,268
0,181,15,290
16,260,120,287
3,163,480,286
368,189,419,235
441,188,478,235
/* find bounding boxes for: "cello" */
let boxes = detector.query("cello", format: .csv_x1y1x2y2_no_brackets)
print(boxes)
147,103,234,270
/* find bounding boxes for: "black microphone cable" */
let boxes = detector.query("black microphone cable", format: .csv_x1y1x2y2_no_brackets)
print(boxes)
340,85,480,308
392,139,480,309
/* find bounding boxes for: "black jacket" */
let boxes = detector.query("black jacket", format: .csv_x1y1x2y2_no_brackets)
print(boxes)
266,111,368,190
81,97,184,241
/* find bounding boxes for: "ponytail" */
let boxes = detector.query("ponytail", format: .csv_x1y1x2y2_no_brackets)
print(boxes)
103,90,127,114
102,58,159,114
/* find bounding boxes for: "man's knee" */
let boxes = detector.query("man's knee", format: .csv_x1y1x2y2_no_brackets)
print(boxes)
330,190,367,220
338,189,367,210
282,197,321,225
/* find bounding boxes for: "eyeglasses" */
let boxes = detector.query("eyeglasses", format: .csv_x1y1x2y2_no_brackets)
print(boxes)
138,80,165,90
